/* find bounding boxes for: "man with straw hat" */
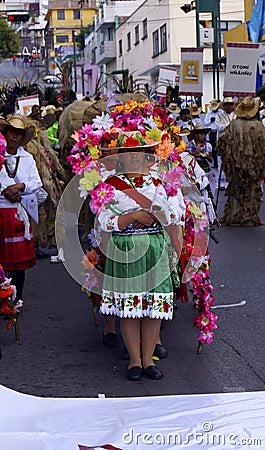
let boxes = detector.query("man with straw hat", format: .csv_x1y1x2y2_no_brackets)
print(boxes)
221,97,265,226
167,103,181,122
189,103,203,127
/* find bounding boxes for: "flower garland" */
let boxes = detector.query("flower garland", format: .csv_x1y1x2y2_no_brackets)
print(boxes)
183,204,218,344
0,132,6,170
0,265,23,331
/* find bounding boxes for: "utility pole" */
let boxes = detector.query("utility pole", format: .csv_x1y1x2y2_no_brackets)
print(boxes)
72,30,77,93
196,0,221,99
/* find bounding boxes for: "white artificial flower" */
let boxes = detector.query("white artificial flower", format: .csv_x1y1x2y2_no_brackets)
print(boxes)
78,184,89,199
143,115,157,129
14,299,23,312
92,112,114,130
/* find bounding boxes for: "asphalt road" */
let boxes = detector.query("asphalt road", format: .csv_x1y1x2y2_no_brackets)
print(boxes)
0,59,46,86
0,192,265,398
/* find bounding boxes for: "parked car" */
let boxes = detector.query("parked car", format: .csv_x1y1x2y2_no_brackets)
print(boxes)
42,74,62,84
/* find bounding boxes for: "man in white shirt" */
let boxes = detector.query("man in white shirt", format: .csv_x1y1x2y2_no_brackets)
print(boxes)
215,97,235,140
215,97,236,189
204,100,221,168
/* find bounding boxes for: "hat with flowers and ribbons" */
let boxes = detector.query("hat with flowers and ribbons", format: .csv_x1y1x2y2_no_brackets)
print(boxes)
100,130,160,153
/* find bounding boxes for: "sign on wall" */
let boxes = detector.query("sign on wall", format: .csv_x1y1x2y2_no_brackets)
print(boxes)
179,48,204,96
223,42,259,97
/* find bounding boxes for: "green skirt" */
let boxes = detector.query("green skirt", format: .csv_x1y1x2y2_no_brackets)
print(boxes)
101,231,174,319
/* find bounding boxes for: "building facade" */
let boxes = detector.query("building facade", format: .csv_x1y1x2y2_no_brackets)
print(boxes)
114,0,245,104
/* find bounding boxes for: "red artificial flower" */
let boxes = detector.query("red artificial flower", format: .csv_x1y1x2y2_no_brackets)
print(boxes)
123,136,141,147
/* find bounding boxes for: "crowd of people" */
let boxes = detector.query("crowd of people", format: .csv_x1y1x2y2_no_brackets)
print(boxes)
0,93,264,380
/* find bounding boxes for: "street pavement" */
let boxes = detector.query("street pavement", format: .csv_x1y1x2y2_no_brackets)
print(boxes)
0,192,265,398
0,59,45,86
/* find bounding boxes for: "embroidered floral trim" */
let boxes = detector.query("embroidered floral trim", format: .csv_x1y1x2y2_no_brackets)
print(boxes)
101,290,173,319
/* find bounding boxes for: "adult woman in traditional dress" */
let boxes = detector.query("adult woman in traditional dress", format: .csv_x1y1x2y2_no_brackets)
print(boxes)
96,133,185,381
0,115,42,300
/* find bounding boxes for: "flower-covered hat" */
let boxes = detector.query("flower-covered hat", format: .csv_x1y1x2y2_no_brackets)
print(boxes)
0,114,35,146
100,130,160,153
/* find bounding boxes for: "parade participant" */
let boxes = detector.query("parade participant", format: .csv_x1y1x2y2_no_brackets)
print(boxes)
0,115,42,301
204,100,221,168
215,97,235,140
187,125,212,173
189,103,204,127
68,99,218,363
46,107,64,154
97,133,185,381
167,103,181,123
221,96,265,227
29,105,41,121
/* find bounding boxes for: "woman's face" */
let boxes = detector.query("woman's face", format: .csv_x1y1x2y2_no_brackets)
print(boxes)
119,150,146,174
5,127,25,150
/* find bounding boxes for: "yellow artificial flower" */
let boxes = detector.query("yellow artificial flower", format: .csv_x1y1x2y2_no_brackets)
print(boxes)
189,204,203,219
171,125,181,134
88,144,100,160
146,128,162,142
80,169,102,192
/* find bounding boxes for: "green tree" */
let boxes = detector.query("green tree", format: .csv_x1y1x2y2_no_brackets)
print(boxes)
0,18,20,59
75,25,93,51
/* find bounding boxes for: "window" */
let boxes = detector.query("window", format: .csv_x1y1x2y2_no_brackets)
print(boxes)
127,32,131,51
56,35,69,43
119,39,122,57
73,10,80,20
135,25,139,45
152,29,159,57
160,24,167,53
57,10,65,20
142,18,147,39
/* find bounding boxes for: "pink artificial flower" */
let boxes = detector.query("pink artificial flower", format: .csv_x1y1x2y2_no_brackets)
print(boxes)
67,153,93,175
198,330,215,344
161,166,184,196
90,182,115,213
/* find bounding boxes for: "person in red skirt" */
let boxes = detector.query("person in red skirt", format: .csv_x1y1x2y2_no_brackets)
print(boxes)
0,115,42,301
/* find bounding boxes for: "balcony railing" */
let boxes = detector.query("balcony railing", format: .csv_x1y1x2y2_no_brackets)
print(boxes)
95,40,116,65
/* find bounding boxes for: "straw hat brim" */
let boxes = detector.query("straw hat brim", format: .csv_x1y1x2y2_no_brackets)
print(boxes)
209,104,220,111
235,98,260,119
179,128,190,136
190,127,211,137
168,105,181,114
190,108,202,115
0,116,35,146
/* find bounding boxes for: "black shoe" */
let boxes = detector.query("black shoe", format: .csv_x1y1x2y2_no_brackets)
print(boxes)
143,365,163,380
127,366,142,381
35,249,50,259
153,344,167,359
102,332,118,347
120,346,130,360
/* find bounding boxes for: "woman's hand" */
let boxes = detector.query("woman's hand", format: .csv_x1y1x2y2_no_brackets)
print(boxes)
2,183,25,201
132,210,156,227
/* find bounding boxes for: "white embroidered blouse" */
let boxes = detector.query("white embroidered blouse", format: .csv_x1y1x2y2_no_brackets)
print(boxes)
98,173,186,233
